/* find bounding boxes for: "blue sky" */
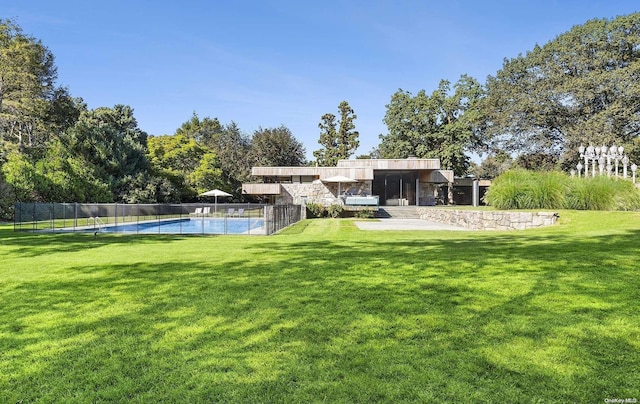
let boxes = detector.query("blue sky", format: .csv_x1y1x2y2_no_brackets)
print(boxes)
5,1,639,160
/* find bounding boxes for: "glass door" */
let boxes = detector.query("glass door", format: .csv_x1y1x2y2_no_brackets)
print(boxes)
372,172,417,206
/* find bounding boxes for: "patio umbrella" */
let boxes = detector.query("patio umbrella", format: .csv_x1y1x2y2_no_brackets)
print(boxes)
321,175,357,196
199,189,232,212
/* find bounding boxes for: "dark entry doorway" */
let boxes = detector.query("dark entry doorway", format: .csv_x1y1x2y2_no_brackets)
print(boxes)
372,171,417,206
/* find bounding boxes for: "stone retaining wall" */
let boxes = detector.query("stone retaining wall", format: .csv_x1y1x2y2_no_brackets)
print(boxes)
417,208,559,230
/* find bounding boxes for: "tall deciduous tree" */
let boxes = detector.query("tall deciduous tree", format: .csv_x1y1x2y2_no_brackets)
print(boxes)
378,75,485,176
249,125,306,167
175,112,223,145
313,101,359,166
483,13,640,160
174,114,250,197
0,19,83,211
0,19,65,150
471,151,513,179
211,121,251,193
147,134,223,200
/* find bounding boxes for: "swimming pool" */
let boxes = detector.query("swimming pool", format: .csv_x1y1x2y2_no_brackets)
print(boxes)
99,218,264,235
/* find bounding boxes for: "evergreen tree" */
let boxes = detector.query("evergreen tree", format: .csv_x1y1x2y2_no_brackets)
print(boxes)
313,101,359,166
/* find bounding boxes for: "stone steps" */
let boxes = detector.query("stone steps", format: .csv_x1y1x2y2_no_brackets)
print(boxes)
376,206,421,219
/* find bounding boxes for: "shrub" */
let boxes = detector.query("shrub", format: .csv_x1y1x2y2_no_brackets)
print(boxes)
306,203,326,218
0,176,15,221
354,208,375,218
326,204,344,218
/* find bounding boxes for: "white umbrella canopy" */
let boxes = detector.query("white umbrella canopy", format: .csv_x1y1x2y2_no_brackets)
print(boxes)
321,175,357,196
322,175,357,183
199,189,232,212
199,189,232,197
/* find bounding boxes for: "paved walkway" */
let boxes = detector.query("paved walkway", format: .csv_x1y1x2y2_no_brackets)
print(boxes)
353,218,468,231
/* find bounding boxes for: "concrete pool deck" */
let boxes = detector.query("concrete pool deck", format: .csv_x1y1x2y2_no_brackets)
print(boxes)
354,219,469,231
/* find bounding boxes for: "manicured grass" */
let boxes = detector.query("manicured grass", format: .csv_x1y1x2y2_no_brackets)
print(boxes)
1,211,639,402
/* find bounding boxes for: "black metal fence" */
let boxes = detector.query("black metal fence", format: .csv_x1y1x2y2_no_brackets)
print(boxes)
13,202,304,235
13,203,258,235
264,204,305,235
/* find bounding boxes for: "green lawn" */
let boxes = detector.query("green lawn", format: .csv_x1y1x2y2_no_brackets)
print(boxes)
1,211,639,402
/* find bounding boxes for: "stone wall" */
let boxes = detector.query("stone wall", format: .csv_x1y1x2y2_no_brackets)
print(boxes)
280,184,332,204
280,182,372,205
417,208,559,230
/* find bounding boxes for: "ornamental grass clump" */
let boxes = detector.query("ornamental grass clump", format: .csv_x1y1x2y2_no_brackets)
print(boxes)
609,178,640,211
486,169,640,210
484,169,567,209
483,169,531,209
565,176,640,211
565,176,615,210
521,171,567,209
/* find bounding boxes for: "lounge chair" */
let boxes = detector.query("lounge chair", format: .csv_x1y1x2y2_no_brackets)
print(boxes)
191,207,203,216
203,207,211,216
236,208,244,217
227,208,235,216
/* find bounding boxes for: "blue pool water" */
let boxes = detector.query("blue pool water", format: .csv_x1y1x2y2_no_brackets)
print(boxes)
100,218,264,235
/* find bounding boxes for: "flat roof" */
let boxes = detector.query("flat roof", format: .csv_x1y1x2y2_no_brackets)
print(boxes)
251,166,375,180
337,158,441,170
251,158,442,179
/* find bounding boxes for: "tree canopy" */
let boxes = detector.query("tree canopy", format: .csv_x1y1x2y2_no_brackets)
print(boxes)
3,14,640,217
483,13,640,161
3,104,153,202
0,18,75,151
248,125,306,167
147,134,222,201
379,75,485,176
174,114,251,197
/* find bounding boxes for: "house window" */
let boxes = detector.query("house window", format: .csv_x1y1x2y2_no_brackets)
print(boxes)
275,176,293,183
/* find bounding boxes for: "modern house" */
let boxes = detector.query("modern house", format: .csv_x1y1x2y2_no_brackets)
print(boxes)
452,177,492,206
241,158,455,207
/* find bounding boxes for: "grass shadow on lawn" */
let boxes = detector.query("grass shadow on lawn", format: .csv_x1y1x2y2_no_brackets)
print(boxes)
0,229,201,258
241,228,639,400
0,221,638,401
